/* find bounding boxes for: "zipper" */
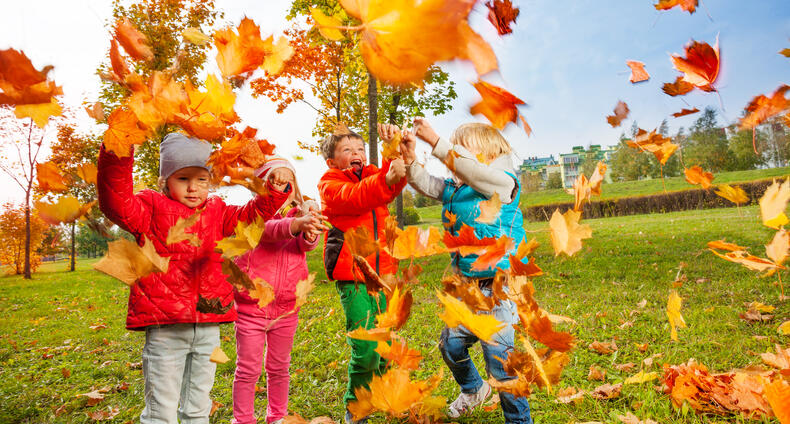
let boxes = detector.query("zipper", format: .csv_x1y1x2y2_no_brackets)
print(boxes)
373,211,379,273
448,184,461,269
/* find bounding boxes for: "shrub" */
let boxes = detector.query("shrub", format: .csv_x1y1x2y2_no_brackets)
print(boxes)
403,207,421,225
523,178,776,222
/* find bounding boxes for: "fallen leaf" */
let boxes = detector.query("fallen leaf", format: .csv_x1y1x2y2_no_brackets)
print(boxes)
615,362,637,372
666,290,686,341
624,370,659,385
443,224,497,256
93,236,169,286
714,184,749,205
76,163,98,184
625,60,649,83
470,81,530,134
778,320,790,335
710,249,784,273
590,382,622,400
672,107,700,118
588,365,606,381
209,346,230,364
437,290,505,342
607,100,630,127
310,8,345,41
763,379,790,424
486,0,520,35
684,166,713,189
549,209,592,257
213,18,269,79
216,217,266,258
589,340,618,355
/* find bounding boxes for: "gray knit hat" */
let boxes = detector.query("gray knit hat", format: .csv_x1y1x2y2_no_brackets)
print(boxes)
159,133,213,180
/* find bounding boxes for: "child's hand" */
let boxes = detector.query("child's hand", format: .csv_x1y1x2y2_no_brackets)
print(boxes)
401,131,417,166
291,210,329,238
268,168,292,192
377,123,400,142
385,158,406,187
413,117,440,147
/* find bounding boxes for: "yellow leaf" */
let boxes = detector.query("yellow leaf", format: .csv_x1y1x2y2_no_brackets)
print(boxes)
293,273,316,308
311,8,345,41
348,368,442,421
476,193,502,224
209,346,230,364
624,370,659,385
15,99,62,128
185,74,237,122
93,236,169,286
714,184,749,205
549,209,592,257
748,301,775,313
766,229,790,265
166,209,203,246
182,27,210,45
262,36,294,76
391,226,446,259
436,290,505,343
35,196,96,225
666,290,686,341
347,327,393,342
215,217,265,258
778,320,790,335
75,163,98,184
248,278,275,308
760,179,790,229
380,130,402,160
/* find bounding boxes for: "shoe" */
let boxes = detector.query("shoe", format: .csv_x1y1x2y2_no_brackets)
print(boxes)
447,381,492,418
344,408,369,424
271,420,284,424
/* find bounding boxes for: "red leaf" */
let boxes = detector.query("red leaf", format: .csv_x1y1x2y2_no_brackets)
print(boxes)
671,107,700,118
486,0,520,36
625,60,650,83
470,81,530,135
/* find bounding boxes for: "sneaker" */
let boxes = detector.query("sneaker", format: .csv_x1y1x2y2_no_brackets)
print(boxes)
447,381,492,418
344,409,369,424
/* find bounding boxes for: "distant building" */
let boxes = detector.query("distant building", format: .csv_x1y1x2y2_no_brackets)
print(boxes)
518,155,558,190
559,145,615,188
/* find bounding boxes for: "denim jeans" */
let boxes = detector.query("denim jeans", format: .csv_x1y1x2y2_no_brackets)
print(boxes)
439,284,533,424
140,323,220,424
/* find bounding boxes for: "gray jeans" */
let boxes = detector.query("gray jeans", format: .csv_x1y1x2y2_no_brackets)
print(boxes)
140,323,220,424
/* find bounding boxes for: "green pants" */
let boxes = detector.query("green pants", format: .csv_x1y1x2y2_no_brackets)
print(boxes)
336,281,388,404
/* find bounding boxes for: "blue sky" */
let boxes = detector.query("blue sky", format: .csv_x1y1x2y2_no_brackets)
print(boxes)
0,0,788,204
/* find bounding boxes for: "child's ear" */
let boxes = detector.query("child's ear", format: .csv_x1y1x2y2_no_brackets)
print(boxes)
157,176,167,191
326,158,335,168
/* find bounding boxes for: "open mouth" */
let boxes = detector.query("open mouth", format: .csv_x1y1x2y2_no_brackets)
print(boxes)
350,159,363,172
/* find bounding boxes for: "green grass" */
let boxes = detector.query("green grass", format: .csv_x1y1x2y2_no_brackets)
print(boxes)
523,166,790,207
1,206,788,423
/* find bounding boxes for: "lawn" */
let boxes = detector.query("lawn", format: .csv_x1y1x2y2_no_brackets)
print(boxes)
0,205,787,423
523,166,790,207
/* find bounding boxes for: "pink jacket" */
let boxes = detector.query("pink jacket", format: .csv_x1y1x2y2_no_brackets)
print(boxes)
233,208,319,319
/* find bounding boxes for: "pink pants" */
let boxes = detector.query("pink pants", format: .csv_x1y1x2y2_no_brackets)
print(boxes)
232,312,298,424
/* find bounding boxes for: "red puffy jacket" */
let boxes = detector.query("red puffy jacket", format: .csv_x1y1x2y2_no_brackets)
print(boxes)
318,160,406,281
97,146,288,330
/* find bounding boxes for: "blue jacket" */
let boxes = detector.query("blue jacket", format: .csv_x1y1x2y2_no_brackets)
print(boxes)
441,172,527,278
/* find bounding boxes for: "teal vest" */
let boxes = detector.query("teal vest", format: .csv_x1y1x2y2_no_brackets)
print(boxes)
441,173,527,278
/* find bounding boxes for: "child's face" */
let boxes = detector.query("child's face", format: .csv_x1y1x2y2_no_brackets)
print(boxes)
166,167,210,208
327,136,366,172
268,167,296,205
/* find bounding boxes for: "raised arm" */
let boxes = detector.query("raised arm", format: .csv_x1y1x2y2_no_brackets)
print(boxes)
97,145,151,237
431,138,517,203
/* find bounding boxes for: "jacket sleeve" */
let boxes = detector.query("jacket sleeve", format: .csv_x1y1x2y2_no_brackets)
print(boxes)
297,231,320,253
97,145,151,237
406,162,445,200
221,185,289,238
261,216,296,243
319,160,406,216
432,138,517,203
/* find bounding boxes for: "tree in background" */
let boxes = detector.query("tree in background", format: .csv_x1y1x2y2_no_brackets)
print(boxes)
726,125,766,171
48,125,103,271
682,107,729,172
0,203,47,275
97,0,221,188
609,122,651,181
39,226,67,259
75,221,111,258
0,107,65,279
546,172,563,189
762,117,790,167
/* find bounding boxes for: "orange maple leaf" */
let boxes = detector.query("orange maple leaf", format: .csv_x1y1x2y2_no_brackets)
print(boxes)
114,18,154,62
706,240,747,252
763,379,790,424
626,128,679,165
0,48,63,106
568,162,606,211
213,18,269,80
476,194,502,224
654,0,698,13
672,107,700,118
103,108,148,158
486,0,520,36
336,0,497,85
671,37,720,92
36,161,69,193
76,163,98,185
470,81,531,135
376,286,413,331
108,40,130,83
93,236,169,286
710,249,785,273
508,255,543,277
391,226,446,259
625,60,649,83
376,337,422,370
739,85,790,130
443,209,458,229
606,100,630,128
348,368,442,421
127,71,188,130
443,224,497,256
471,235,515,272
684,166,714,189
662,76,695,97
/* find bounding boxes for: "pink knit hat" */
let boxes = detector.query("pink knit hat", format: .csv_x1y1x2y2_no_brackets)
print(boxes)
254,156,302,204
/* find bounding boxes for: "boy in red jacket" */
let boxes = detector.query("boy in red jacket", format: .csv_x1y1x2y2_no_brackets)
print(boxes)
317,127,407,424
97,133,288,424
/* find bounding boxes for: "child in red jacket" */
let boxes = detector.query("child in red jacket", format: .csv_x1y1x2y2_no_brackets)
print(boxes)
97,133,288,424
317,127,407,424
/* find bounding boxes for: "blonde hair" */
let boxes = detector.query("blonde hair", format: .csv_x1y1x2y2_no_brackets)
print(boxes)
450,123,512,162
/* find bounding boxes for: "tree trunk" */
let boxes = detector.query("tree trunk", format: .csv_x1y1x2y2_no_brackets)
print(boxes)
70,221,76,272
389,93,404,228
23,189,31,279
367,70,378,167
